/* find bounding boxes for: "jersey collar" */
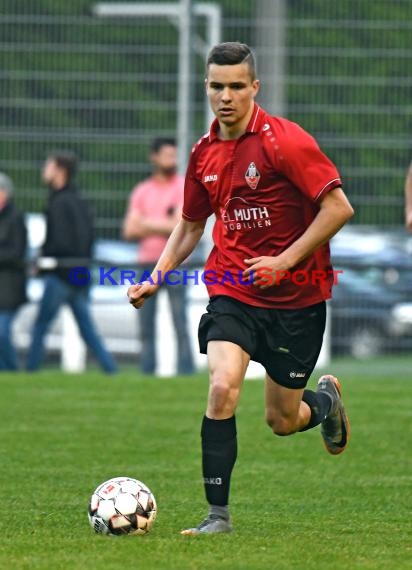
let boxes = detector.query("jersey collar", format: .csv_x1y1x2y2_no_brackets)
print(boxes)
208,103,264,142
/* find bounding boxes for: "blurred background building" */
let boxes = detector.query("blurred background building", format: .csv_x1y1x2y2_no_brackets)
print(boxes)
1,0,412,367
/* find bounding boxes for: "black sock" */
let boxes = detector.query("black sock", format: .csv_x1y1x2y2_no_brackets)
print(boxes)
201,415,237,507
299,389,332,432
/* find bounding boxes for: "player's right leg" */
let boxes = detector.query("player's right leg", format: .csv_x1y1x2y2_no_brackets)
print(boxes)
181,340,250,535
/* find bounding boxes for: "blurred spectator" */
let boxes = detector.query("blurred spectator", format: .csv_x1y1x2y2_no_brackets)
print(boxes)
123,138,194,375
0,173,27,371
404,161,412,231
26,151,117,374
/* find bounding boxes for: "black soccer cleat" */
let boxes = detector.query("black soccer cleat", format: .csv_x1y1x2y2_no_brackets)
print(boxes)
317,375,350,455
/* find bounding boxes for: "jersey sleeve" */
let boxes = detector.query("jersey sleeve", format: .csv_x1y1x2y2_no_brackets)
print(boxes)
273,119,342,202
182,147,213,221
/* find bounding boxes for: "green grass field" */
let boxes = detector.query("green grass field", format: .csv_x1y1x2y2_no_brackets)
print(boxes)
1,359,411,570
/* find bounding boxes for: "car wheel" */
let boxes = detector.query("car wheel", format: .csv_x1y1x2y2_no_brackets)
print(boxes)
349,327,384,359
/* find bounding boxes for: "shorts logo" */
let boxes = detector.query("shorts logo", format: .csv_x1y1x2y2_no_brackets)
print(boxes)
245,162,260,190
289,371,306,379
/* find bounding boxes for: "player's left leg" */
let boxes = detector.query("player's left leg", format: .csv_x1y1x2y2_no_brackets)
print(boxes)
262,301,349,450
316,374,350,454
264,375,331,435
264,375,350,453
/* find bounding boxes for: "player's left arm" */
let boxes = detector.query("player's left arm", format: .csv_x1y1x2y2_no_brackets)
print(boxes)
243,187,354,288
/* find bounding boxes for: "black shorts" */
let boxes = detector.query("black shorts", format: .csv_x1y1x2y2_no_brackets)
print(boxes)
198,295,326,389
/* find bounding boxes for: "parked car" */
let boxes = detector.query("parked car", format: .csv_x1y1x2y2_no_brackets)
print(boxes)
330,267,412,358
331,226,412,300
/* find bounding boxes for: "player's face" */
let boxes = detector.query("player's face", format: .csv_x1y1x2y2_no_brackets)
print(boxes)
151,144,178,177
206,63,260,134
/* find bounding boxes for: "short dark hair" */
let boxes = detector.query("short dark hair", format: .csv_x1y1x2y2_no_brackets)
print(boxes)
206,42,257,80
47,151,78,183
150,137,176,154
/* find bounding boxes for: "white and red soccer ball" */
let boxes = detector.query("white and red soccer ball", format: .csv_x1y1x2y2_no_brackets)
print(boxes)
88,476,157,536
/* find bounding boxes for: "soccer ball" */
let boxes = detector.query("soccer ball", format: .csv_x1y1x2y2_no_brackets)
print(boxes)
88,476,157,536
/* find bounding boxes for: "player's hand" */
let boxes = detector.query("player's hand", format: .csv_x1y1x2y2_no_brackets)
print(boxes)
127,281,159,309
243,256,290,290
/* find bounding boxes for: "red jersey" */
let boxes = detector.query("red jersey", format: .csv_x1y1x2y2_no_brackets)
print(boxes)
182,104,342,308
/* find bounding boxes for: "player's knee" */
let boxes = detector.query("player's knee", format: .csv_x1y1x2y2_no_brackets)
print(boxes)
208,372,239,415
266,412,296,436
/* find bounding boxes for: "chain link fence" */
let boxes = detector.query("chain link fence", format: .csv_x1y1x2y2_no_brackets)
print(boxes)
1,0,411,234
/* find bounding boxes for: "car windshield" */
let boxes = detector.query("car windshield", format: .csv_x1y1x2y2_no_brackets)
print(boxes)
337,268,388,294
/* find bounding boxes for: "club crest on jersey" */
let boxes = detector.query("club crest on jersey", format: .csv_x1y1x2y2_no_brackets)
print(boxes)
245,162,260,190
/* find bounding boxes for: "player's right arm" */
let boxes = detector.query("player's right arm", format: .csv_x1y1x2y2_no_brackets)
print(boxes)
404,161,412,231
127,217,206,309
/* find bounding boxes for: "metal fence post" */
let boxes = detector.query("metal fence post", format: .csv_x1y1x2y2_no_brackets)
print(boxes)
177,0,194,174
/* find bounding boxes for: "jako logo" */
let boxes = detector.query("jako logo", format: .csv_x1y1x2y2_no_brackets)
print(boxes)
204,174,218,182
289,371,306,379
203,477,222,485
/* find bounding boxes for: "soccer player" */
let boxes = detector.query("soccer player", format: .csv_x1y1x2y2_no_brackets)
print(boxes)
128,42,354,534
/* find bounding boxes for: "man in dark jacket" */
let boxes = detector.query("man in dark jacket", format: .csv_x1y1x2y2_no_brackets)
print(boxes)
26,151,117,374
0,173,27,371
